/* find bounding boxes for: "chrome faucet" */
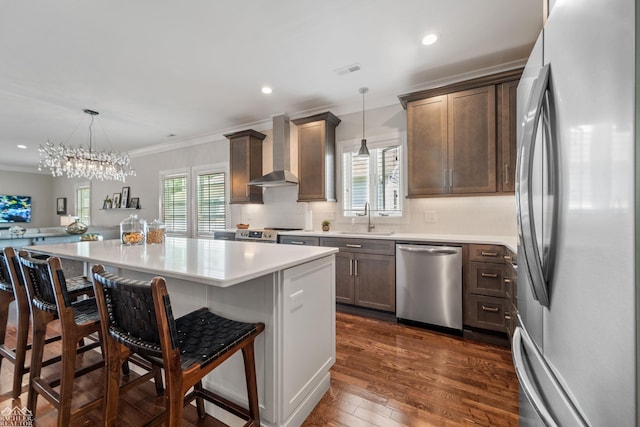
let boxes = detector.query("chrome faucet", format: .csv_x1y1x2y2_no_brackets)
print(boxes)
364,202,375,232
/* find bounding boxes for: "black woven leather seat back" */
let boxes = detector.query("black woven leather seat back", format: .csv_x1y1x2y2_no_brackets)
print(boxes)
92,271,175,359
18,254,73,311
0,249,13,292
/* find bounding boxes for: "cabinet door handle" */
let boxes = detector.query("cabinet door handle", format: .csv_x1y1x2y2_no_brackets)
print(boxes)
504,278,512,284
449,169,453,191
354,259,358,276
350,259,353,276
481,305,499,313
443,169,448,189
481,272,499,278
289,241,305,245
346,244,362,248
481,251,498,257
504,163,510,185
245,184,249,197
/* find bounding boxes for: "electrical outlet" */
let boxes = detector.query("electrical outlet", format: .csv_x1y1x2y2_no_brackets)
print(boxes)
423,211,437,223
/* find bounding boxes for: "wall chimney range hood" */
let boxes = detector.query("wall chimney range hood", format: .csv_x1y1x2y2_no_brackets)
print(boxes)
249,114,298,187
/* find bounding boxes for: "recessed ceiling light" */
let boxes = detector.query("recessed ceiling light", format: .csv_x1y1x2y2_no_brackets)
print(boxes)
261,86,273,94
17,144,27,149
422,33,439,46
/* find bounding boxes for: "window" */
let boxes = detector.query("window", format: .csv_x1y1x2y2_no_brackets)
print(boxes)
161,165,228,237
195,171,226,236
76,185,90,225
161,173,188,234
343,138,403,217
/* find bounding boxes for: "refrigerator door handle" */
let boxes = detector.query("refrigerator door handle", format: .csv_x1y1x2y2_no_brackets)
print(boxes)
516,63,558,308
512,326,589,427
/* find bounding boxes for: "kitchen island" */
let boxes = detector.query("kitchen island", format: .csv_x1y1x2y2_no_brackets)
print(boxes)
25,237,338,427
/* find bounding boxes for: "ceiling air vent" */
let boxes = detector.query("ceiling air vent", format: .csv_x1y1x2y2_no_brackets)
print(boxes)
334,63,361,76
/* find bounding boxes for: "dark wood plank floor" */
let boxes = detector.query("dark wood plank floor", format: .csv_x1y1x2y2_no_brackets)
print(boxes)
0,312,518,426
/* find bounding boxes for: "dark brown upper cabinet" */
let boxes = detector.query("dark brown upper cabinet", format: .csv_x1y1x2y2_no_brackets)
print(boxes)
399,69,522,198
292,112,341,202
497,80,518,192
225,129,266,204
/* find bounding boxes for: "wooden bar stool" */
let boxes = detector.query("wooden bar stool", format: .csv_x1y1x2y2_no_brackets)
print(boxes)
91,264,265,427
0,247,95,398
18,251,162,426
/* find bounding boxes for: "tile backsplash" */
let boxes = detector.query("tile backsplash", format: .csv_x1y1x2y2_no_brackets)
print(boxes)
231,186,516,236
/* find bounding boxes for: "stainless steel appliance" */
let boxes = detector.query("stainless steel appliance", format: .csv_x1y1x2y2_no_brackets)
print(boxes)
395,243,462,331
514,0,637,425
235,227,303,243
235,229,278,243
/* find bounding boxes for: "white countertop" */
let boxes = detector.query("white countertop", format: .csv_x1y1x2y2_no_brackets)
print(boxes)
25,237,338,288
277,230,518,253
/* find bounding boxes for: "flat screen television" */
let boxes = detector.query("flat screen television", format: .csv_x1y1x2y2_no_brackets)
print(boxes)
0,195,31,223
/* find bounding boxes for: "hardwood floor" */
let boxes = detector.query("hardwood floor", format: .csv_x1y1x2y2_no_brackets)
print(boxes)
0,312,518,426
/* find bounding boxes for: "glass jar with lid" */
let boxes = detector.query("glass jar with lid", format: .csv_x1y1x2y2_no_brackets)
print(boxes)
120,214,147,245
147,219,166,244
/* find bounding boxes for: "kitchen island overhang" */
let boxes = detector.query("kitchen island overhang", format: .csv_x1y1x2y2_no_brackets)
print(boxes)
25,237,338,427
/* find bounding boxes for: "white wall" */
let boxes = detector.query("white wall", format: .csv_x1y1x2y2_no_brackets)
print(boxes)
2,103,516,237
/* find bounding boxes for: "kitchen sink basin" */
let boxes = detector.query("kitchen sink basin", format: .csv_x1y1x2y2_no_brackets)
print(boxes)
338,231,394,236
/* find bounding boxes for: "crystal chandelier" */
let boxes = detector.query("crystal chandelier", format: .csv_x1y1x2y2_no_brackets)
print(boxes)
39,109,135,182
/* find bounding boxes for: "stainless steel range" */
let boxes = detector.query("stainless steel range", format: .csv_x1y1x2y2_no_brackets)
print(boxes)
234,229,278,243
234,228,303,243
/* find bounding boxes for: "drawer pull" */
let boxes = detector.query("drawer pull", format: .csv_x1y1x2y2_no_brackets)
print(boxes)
503,255,512,262
481,273,499,278
481,305,499,313
290,241,305,245
346,244,363,248
481,251,498,257
504,278,512,284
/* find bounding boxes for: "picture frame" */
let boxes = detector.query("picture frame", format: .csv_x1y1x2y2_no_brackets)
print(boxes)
56,197,67,215
113,193,121,209
121,186,130,208
103,199,112,210
129,197,140,209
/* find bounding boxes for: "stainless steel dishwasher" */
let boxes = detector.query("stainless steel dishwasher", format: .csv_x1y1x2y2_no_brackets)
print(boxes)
396,243,462,331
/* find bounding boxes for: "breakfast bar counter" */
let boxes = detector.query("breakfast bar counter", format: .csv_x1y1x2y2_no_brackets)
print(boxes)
26,237,338,427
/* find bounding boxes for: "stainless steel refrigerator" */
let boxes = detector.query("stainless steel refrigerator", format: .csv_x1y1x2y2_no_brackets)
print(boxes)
513,0,637,425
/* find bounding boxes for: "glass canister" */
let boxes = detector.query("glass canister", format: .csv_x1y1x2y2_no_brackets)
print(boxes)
120,214,147,245
147,219,166,244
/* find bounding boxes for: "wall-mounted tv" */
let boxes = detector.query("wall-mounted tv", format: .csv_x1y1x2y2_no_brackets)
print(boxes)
0,195,31,223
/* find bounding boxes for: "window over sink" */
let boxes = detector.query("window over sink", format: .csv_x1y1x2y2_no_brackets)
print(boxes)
341,135,404,218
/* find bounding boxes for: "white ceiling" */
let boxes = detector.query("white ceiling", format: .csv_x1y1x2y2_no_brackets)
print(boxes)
0,1,542,171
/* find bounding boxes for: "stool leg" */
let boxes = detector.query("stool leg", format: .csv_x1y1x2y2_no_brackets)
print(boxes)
242,341,260,426
153,367,164,396
27,310,49,413
103,341,124,427
57,334,78,426
166,375,185,427
12,301,29,399
0,292,12,372
194,380,205,419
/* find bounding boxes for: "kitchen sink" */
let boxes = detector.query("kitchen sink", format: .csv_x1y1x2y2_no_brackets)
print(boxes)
338,231,394,236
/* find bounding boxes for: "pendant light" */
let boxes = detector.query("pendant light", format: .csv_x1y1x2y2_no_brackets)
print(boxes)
357,87,370,156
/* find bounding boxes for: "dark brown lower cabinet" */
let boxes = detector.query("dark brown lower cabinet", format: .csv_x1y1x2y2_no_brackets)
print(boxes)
322,237,396,313
464,243,511,345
